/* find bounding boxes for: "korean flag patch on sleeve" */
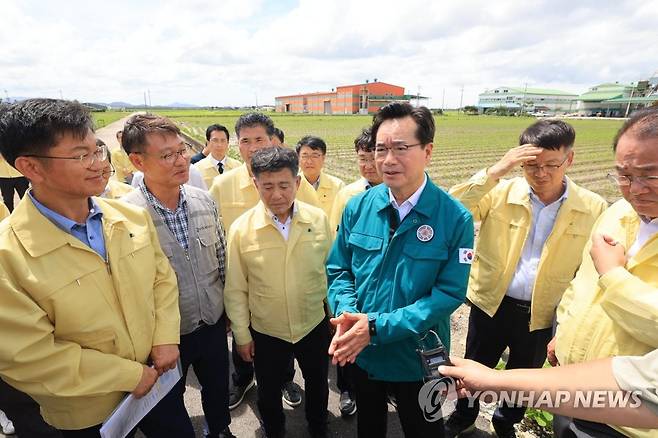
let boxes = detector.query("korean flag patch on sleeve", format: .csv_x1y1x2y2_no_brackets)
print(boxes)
459,248,474,264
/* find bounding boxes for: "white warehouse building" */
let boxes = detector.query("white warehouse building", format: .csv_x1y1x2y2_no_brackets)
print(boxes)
477,86,578,115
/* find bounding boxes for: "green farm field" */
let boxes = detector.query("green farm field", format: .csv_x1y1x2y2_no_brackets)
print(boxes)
94,110,624,202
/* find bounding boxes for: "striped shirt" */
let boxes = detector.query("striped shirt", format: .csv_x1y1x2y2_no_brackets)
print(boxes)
140,183,189,249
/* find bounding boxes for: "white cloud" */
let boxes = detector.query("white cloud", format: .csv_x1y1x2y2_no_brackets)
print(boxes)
1,0,656,107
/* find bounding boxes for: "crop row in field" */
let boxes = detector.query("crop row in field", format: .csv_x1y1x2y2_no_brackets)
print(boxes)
158,110,624,203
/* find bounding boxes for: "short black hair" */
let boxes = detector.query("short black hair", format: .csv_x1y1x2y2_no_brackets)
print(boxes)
0,98,94,167
235,112,275,138
273,127,285,144
296,135,327,155
519,120,576,150
251,146,299,179
613,107,658,151
354,127,373,153
122,113,181,154
206,124,229,142
371,102,435,147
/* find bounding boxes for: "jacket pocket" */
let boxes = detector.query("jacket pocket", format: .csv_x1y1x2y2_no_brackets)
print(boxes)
348,233,383,271
469,252,503,294
60,328,117,354
197,228,221,274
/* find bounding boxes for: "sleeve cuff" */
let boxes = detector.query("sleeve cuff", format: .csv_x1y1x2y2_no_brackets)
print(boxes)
152,320,181,346
597,266,632,290
232,326,253,346
367,312,380,345
117,360,146,393
473,168,499,189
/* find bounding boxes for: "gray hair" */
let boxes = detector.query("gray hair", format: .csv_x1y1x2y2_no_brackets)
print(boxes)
251,146,299,178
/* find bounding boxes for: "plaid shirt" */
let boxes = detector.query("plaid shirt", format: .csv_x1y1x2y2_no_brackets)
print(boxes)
140,183,189,249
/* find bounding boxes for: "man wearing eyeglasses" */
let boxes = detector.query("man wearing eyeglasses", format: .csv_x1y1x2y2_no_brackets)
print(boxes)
446,119,607,437
327,103,474,437
296,135,345,217
121,114,235,438
552,108,658,438
0,99,186,437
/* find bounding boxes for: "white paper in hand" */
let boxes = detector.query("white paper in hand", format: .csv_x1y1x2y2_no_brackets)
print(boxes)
100,361,183,438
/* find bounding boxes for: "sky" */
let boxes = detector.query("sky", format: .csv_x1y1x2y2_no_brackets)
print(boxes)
1,0,657,108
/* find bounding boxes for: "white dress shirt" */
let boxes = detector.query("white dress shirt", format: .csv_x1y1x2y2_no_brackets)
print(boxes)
388,174,427,222
506,182,569,301
627,216,658,258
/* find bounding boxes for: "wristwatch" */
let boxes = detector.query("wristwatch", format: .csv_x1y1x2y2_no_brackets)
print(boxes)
368,317,377,337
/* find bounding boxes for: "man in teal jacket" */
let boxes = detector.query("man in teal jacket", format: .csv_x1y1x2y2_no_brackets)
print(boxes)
327,102,473,438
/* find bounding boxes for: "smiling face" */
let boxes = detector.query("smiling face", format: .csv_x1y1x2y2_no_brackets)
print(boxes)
375,116,432,200
131,132,190,188
18,128,108,199
522,146,573,199
298,145,326,183
615,132,658,218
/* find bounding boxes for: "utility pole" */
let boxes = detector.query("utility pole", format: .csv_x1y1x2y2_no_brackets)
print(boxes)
624,83,636,118
3,89,8,102
459,85,464,115
143,91,148,108
441,88,445,111
522,82,528,115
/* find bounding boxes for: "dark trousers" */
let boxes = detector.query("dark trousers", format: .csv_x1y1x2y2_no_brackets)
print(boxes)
252,319,329,436
58,364,195,438
336,363,354,394
0,176,29,212
352,364,445,438
453,299,553,429
0,378,62,438
179,318,231,436
553,414,628,438
232,338,296,387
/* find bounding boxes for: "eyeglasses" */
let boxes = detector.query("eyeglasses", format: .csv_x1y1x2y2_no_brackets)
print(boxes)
24,145,108,168
608,173,658,188
101,164,116,178
135,144,192,165
374,141,423,158
300,153,324,161
521,155,569,173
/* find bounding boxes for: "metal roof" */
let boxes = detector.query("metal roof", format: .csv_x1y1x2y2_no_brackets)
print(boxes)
482,87,577,96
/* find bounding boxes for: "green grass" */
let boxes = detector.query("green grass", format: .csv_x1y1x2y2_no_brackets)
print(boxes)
92,111,130,129
163,110,624,203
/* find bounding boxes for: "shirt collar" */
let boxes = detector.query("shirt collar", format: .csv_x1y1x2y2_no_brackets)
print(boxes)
528,178,569,207
268,202,297,225
388,174,427,209
208,155,226,167
140,182,187,213
28,190,103,232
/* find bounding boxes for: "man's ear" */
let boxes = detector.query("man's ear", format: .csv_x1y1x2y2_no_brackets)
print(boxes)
14,157,44,184
128,152,146,172
295,175,301,189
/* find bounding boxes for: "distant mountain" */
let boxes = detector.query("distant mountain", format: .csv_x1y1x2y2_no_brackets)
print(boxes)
108,101,138,108
168,102,199,108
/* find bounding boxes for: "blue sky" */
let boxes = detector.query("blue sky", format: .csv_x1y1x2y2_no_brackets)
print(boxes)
1,0,657,107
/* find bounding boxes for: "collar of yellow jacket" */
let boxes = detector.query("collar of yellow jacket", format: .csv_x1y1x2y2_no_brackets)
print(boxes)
252,200,313,231
237,164,255,190
10,195,128,258
505,176,592,214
